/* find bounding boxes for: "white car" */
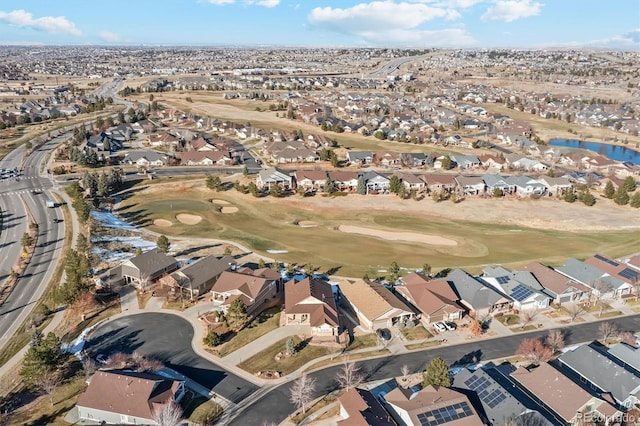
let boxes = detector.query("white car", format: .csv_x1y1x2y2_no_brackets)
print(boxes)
433,322,447,333
96,354,110,364
444,322,457,331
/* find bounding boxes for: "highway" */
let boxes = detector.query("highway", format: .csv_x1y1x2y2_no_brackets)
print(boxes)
0,139,65,349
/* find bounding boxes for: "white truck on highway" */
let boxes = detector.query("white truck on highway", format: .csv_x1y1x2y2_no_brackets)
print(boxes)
46,199,56,208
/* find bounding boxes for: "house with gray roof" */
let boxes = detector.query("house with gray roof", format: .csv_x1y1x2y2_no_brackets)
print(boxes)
504,176,547,197
522,262,591,305
557,343,640,409
256,167,293,190
482,174,515,195
451,155,480,169
480,266,551,311
361,170,390,193
606,343,640,375
160,255,236,301
454,175,485,196
445,269,512,318
346,150,373,166
555,258,628,298
120,248,178,288
454,367,553,426
121,150,173,167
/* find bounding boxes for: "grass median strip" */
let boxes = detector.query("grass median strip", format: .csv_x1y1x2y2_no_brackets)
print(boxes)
238,336,329,375
217,308,281,358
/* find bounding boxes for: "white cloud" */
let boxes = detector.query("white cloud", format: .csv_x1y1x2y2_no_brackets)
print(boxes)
207,0,280,6
481,0,542,22
0,9,81,36
575,29,640,50
308,2,475,47
309,1,455,32
410,0,486,7
99,31,120,42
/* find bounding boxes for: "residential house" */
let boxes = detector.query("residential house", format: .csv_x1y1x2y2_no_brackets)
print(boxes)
338,387,396,426
451,155,481,170
555,258,631,299
454,366,553,426
482,174,515,195
210,268,281,315
328,170,359,191
294,170,327,192
510,363,619,425
283,277,341,341
421,173,457,194
338,279,415,331
395,273,465,325
557,343,640,409
384,384,483,426
400,152,428,167
347,150,373,166
362,171,390,194
477,154,506,170
256,167,293,190
537,176,573,197
506,155,548,172
479,266,550,311
121,150,172,167
454,175,485,196
76,370,185,425
606,343,640,375
521,262,590,305
445,269,512,318
160,255,235,300
395,172,426,193
148,131,180,149
584,254,640,290
375,151,402,168
505,176,547,197
120,248,178,288
87,131,123,152
180,151,234,166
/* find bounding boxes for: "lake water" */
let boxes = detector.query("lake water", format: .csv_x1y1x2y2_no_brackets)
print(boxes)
548,139,640,165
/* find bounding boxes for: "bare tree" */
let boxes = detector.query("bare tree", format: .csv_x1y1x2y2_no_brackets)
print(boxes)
516,338,554,365
72,290,96,321
632,276,640,302
106,352,129,368
289,373,316,415
137,357,164,373
40,371,59,406
566,303,585,323
599,321,618,343
400,364,411,382
590,279,610,317
617,330,637,346
336,362,363,391
152,401,183,426
545,330,565,353
82,358,98,379
139,273,151,293
327,344,342,361
519,308,539,329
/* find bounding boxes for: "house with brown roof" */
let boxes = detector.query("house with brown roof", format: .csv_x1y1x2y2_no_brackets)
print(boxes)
584,254,640,288
76,369,185,425
395,172,426,193
180,150,234,166
510,363,619,425
283,277,341,341
522,262,590,305
210,268,281,315
294,169,328,192
396,273,465,325
160,255,235,300
383,384,483,426
328,170,359,191
338,279,415,331
337,387,396,426
421,173,457,194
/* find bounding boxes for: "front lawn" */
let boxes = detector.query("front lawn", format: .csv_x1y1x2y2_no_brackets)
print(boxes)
305,349,391,372
217,307,281,357
238,336,329,375
405,340,443,351
400,326,433,341
496,314,520,326
183,395,223,425
347,334,378,351
595,310,623,319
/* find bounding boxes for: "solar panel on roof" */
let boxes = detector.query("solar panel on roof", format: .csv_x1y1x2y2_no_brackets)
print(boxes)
594,254,619,267
496,276,510,285
619,268,639,281
511,284,534,301
417,401,474,425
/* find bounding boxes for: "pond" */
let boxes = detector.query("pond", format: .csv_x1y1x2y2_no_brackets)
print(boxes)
548,139,640,165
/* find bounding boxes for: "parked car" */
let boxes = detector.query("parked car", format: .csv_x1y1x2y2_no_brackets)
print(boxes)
433,322,447,333
444,322,457,331
96,354,110,364
376,328,392,341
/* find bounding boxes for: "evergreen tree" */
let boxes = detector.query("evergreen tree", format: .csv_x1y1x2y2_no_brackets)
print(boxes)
630,191,640,208
614,186,630,205
422,357,452,388
325,178,335,194
227,299,248,329
286,338,296,356
441,156,452,170
389,175,402,194
269,184,283,198
622,176,637,192
206,174,222,191
157,235,170,253
248,182,260,197
581,189,596,206
603,181,615,198
388,261,400,283
563,188,577,203
356,176,367,195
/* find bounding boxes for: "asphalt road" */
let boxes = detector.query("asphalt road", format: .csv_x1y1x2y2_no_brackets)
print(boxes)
84,313,259,404
84,311,640,425
0,138,67,348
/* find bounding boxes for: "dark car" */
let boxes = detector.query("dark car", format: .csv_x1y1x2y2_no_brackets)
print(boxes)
376,328,392,341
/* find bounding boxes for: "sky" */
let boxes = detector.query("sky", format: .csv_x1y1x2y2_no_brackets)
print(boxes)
0,0,638,49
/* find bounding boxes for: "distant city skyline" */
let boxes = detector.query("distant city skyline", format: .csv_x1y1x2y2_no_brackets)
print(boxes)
0,1,638,49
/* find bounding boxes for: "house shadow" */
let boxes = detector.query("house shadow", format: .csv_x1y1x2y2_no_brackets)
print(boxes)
85,327,144,357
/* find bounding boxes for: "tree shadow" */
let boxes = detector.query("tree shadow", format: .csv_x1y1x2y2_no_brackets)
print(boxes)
176,243,220,257
453,349,483,367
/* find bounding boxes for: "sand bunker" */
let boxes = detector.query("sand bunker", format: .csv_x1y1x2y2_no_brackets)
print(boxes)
154,219,172,227
212,199,231,206
176,214,202,225
221,206,239,214
298,221,318,228
338,225,458,247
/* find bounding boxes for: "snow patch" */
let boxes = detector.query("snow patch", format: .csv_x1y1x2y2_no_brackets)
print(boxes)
91,211,138,231
267,249,288,254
